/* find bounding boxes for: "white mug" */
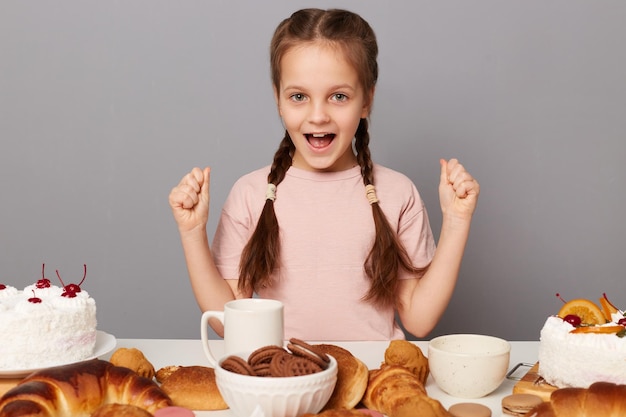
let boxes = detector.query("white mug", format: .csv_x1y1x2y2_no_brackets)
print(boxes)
201,298,284,367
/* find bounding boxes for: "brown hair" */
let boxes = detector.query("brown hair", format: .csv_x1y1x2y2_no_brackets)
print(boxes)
238,8,425,307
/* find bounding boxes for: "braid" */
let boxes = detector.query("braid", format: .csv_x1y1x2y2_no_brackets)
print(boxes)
355,119,374,185
355,119,424,308
238,132,294,294
268,132,295,185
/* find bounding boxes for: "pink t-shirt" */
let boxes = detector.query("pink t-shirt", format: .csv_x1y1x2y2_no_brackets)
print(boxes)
212,164,435,341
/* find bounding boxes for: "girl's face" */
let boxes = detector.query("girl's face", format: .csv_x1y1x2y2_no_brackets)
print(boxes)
275,42,371,172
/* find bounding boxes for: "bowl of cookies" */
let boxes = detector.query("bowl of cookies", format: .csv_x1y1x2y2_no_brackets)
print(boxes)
215,338,338,417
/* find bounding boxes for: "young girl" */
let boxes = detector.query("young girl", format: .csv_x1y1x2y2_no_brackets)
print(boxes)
169,8,480,341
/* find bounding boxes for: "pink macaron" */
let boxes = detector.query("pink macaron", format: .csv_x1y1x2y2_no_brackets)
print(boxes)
153,406,195,417
357,409,385,417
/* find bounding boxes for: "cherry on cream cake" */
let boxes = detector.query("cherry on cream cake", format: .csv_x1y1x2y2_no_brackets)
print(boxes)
537,295,626,388
0,264,97,370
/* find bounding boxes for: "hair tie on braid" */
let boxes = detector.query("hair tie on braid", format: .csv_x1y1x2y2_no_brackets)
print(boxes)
365,184,378,204
266,183,277,201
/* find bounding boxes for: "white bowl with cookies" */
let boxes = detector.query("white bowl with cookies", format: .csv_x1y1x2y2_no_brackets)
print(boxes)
428,334,510,399
215,339,338,417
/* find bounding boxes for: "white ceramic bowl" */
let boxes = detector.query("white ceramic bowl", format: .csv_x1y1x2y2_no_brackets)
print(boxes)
428,334,510,398
215,354,337,417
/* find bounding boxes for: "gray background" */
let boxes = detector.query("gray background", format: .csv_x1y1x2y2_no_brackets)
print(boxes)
1,1,625,341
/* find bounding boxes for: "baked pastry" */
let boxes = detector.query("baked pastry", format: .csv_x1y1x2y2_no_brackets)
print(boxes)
0,359,172,416
158,366,228,411
363,365,451,417
527,381,626,417
91,404,154,417
383,340,429,385
155,365,181,383
315,344,369,410
110,347,156,379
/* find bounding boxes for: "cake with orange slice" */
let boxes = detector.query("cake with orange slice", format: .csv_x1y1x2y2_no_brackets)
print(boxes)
537,294,626,388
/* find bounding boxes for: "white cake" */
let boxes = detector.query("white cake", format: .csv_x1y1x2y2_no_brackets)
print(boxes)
0,279,97,370
538,313,626,388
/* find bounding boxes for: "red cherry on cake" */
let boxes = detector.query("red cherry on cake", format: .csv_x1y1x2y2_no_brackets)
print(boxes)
0,284,6,290
36,263,52,288
28,290,42,303
618,318,626,326
56,264,87,298
35,279,51,288
563,314,582,327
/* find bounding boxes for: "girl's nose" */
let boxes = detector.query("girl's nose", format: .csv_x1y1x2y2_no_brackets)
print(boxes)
308,101,330,124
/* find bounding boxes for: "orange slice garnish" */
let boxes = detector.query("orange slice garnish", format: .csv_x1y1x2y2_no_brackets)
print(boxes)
599,295,619,322
570,325,625,334
558,299,606,325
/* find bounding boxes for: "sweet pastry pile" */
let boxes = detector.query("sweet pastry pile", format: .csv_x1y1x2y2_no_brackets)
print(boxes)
0,264,97,370
0,336,477,416
220,338,332,377
538,294,626,388
302,339,448,417
365,340,449,417
112,349,227,412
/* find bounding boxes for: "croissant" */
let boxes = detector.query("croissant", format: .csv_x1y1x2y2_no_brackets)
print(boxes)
383,340,429,385
0,359,172,417
109,347,156,379
528,381,626,417
363,365,451,417
90,404,154,417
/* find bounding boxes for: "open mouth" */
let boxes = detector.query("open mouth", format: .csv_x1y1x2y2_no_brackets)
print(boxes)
305,133,336,149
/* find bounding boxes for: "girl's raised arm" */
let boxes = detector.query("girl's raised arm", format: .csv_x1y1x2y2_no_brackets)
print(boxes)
168,167,240,336
397,158,480,337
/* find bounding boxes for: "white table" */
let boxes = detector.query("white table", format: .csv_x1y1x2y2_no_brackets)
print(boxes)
108,339,539,417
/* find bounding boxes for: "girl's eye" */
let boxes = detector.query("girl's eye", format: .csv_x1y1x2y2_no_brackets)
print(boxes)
332,93,348,102
290,93,306,102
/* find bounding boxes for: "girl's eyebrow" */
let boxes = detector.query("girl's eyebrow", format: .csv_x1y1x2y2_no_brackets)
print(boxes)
282,83,357,92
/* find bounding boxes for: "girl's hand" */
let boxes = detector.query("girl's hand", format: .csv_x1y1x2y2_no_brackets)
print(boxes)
168,167,211,233
439,158,480,220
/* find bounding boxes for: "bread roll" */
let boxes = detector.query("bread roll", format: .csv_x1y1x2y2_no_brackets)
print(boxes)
155,366,181,383
0,359,172,417
315,344,369,410
158,366,228,411
528,381,626,417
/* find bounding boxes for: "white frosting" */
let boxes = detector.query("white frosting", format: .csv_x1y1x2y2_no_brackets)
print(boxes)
538,315,626,388
0,284,97,369
0,285,18,298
